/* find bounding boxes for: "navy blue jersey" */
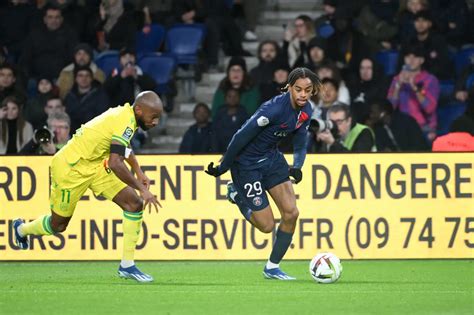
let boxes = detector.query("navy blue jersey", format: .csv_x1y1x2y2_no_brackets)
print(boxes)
219,92,312,171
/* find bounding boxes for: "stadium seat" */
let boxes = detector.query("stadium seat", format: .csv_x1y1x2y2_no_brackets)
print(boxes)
317,22,335,39
138,54,176,94
94,50,120,77
465,73,474,90
439,80,455,98
455,47,474,76
165,24,205,65
135,24,166,54
375,50,399,76
437,102,467,135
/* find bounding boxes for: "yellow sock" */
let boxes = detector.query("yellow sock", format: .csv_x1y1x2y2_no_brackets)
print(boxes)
20,214,54,236
122,210,143,261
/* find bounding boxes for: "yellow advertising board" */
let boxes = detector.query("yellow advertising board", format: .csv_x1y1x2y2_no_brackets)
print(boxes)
0,153,473,260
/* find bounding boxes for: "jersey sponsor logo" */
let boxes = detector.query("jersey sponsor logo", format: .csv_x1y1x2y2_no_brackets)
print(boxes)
252,196,262,206
257,116,269,127
122,127,134,140
274,131,289,137
295,111,309,129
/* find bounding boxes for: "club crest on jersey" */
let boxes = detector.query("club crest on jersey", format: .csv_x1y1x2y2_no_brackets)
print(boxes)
252,196,263,206
295,111,309,129
122,127,134,140
257,116,269,127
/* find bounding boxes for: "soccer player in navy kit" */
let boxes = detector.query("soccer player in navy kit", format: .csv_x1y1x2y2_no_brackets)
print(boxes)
206,68,321,280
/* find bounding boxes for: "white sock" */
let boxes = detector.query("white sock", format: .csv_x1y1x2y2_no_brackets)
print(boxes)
266,260,279,269
120,260,134,268
17,224,25,237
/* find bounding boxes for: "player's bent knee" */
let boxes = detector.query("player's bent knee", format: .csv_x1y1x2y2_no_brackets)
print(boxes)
282,207,299,223
258,221,275,234
129,196,144,212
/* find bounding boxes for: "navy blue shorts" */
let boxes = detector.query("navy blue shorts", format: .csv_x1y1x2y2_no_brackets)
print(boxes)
230,153,290,211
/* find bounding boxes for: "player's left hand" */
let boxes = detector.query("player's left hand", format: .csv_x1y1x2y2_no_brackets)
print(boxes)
205,162,224,177
289,168,303,184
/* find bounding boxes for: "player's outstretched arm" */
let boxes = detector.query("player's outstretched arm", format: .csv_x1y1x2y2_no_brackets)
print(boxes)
108,141,161,213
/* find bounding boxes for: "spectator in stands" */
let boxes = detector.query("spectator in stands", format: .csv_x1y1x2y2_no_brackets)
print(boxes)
49,0,87,42
356,0,398,53
325,8,368,77
312,78,345,121
20,111,71,155
19,4,78,81
397,0,428,41
0,96,33,154
259,62,289,103
240,0,263,42
367,99,428,151
454,64,474,104
179,102,213,153
104,48,156,107
173,0,250,72
316,103,376,152
0,0,37,62
431,0,468,48
432,115,474,151
0,63,26,105
316,61,351,105
134,0,175,27
249,40,282,87
305,37,330,71
95,0,136,51
57,43,106,99
387,46,440,143
212,88,249,152
314,0,337,37
65,65,109,133
24,77,59,129
400,10,453,80
348,57,389,124
283,15,315,68
211,56,260,118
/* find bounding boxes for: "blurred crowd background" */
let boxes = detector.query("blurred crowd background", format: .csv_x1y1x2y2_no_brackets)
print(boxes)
0,0,473,156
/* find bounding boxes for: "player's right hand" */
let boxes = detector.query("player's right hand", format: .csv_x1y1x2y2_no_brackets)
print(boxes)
205,162,224,177
140,189,162,214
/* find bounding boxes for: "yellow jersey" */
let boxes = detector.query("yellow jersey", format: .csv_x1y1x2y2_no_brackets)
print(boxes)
58,103,137,166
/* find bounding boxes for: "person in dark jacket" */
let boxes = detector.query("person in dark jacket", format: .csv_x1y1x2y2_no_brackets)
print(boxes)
367,98,428,152
249,40,282,87
65,65,109,133
348,57,389,124
0,63,26,105
212,88,249,152
19,4,78,80
399,10,453,80
104,48,156,107
259,62,290,103
179,102,213,153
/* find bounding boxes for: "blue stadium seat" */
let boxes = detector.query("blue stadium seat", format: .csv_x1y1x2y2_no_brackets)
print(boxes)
455,47,474,76
138,54,176,94
165,24,205,65
94,50,120,77
465,73,474,90
375,50,399,76
135,24,166,54
439,80,455,98
437,102,467,135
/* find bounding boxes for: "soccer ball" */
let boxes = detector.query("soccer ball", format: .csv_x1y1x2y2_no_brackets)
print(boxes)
309,252,343,284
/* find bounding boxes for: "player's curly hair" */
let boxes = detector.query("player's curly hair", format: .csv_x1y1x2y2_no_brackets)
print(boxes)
285,67,322,96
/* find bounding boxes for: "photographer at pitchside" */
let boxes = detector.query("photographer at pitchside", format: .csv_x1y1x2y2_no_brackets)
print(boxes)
316,104,376,152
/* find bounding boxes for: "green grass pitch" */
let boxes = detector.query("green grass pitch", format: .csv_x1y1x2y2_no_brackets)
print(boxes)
0,260,472,315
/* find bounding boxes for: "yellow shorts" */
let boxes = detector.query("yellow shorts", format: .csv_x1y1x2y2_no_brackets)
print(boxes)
49,155,127,217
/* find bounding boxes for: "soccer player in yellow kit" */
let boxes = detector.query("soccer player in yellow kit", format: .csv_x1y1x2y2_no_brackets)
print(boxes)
12,91,162,283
